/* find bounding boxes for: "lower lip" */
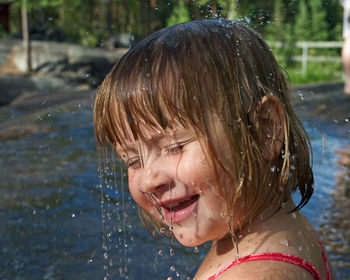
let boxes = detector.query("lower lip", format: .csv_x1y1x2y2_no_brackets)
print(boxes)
163,195,199,224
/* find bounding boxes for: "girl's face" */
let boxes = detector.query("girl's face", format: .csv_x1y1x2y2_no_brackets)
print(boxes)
118,120,232,247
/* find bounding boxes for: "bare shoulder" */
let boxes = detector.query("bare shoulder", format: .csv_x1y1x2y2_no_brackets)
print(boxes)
215,259,315,280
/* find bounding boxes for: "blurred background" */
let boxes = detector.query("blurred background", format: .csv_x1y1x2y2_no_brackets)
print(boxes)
0,1,349,280
0,0,346,83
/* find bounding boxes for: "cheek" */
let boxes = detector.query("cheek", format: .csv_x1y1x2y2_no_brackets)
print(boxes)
128,170,141,202
178,150,216,187
127,170,156,213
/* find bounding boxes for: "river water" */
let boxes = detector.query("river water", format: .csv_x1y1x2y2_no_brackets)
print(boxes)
0,98,349,279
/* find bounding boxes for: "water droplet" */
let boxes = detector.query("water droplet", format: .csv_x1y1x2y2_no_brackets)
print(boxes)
281,202,286,208
280,239,289,246
194,247,199,253
298,92,304,100
169,248,174,256
160,227,166,233
170,265,175,271
71,213,76,218
158,250,163,256
298,246,303,251
270,166,276,172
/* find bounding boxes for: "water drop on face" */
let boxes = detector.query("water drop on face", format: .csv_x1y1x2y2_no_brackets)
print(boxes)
169,248,174,256
160,227,166,233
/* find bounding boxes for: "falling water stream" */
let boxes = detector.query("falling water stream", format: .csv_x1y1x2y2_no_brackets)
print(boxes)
0,95,349,279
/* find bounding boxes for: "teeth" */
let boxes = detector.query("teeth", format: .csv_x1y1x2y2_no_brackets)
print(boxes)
166,197,191,208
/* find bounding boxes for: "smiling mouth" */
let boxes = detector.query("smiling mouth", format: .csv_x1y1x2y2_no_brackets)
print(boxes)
163,195,200,211
161,194,200,223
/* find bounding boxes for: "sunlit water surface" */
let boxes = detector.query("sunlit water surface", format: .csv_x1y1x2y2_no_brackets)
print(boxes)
0,102,349,279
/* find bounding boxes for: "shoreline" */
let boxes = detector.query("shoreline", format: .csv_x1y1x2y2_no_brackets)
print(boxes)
0,78,349,141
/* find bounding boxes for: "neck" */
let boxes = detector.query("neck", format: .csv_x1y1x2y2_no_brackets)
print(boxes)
213,198,297,257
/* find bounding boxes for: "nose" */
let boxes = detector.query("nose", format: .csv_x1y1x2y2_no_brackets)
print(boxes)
139,164,173,195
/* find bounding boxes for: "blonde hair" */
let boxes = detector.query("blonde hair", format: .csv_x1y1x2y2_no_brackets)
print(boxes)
94,19,314,234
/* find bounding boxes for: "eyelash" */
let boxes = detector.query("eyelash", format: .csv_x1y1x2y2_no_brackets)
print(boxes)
127,158,141,169
166,143,185,155
123,140,192,169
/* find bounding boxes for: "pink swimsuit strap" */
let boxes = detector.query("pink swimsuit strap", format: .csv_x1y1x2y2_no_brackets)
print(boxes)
207,237,331,280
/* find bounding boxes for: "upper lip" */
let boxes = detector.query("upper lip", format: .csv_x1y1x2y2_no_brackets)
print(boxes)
158,194,199,208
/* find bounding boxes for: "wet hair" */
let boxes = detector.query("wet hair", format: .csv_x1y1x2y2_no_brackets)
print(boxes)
94,19,314,234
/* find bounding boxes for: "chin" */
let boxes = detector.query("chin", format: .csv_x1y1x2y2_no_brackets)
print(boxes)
177,238,204,248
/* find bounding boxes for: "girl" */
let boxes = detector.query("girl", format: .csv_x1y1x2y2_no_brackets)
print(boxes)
94,20,334,279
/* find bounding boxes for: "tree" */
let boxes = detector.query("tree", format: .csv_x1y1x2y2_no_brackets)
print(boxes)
167,0,190,26
21,0,31,72
309,0,328,41
294,0,310,41
217,0,238,20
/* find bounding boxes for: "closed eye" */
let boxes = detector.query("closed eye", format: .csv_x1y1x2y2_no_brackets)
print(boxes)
127,157,141,169
165,139,194,155
166,143,185,155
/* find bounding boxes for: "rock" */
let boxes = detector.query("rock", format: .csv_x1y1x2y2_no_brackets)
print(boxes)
12,41,68,72
0,74,36,106
10,89,96,114
104,33,132,49
0,123,53,141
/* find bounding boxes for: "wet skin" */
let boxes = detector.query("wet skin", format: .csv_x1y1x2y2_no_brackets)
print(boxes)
117,122,232,247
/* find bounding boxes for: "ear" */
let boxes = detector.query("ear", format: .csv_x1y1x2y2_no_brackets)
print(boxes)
256,95,285,160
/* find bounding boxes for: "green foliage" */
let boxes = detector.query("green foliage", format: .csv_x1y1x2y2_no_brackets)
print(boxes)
2,0,345,84
294,0,310,41
167,0,190,26
309,0,328,41
285,61,343,84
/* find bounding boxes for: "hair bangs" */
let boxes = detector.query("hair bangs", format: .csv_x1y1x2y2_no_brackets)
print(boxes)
95,37,205,151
